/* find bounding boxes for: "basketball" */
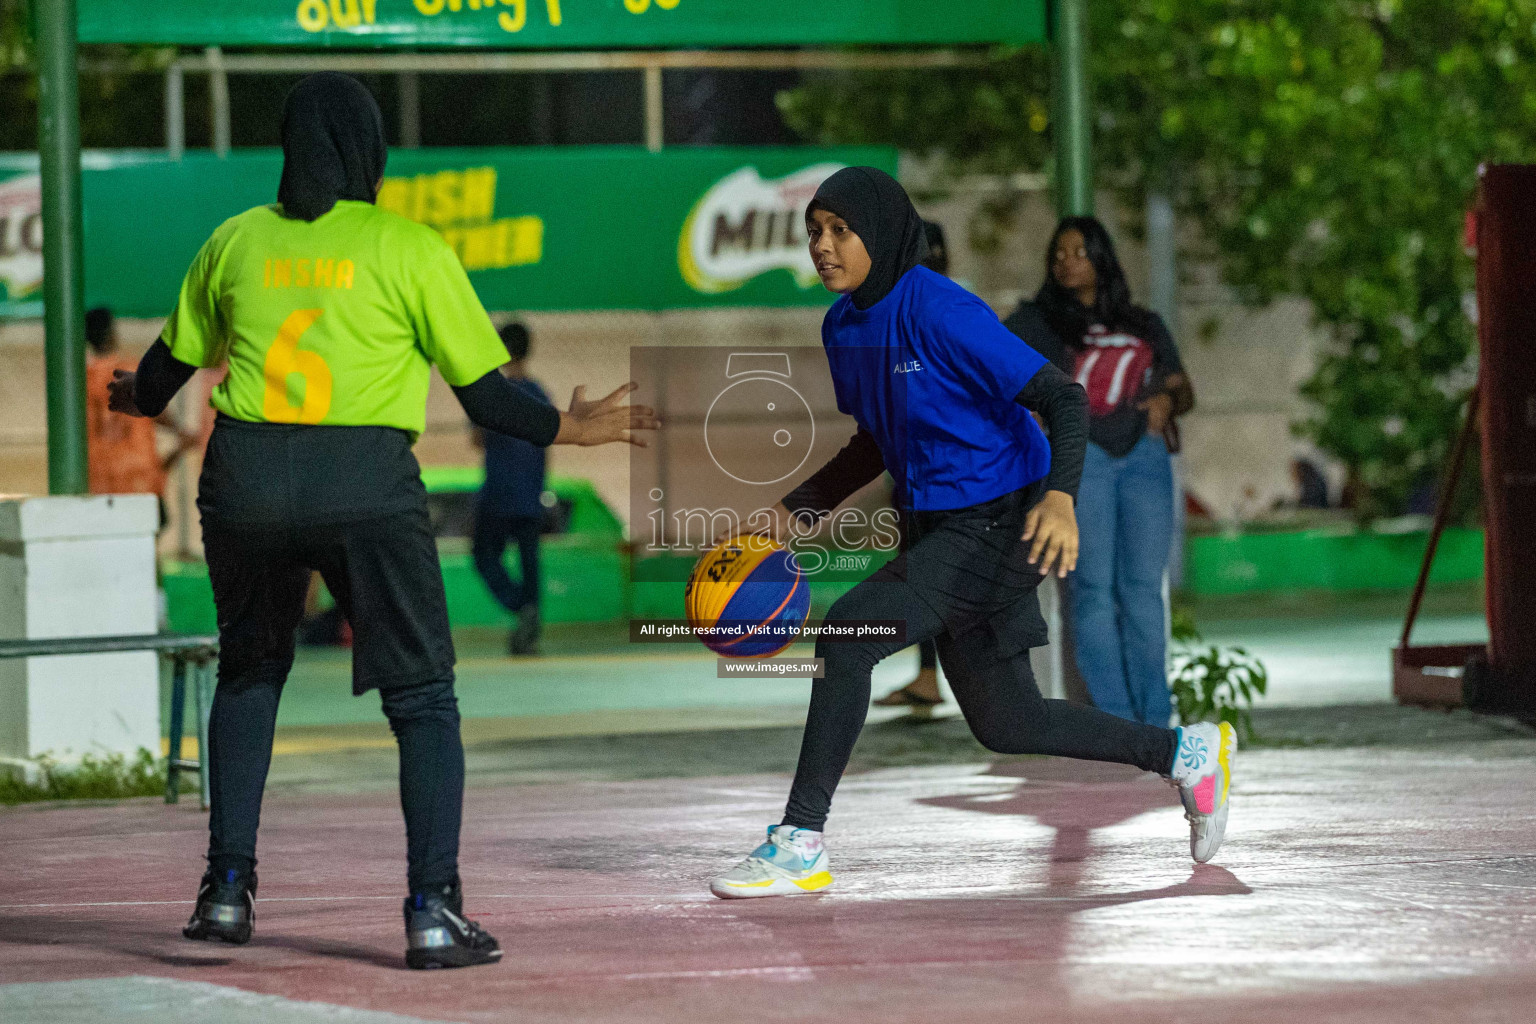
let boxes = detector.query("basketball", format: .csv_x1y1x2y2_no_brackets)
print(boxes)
685,534,810,658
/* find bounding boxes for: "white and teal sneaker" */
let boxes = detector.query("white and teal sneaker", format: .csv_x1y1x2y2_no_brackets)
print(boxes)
710,825,833,899
1170,721,1237,864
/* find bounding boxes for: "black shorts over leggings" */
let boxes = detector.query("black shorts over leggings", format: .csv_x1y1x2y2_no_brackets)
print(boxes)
200,414,453,694
198,416,464,893
204,509,454,696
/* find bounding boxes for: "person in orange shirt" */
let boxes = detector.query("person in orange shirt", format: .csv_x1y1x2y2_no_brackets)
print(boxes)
86,307,197,518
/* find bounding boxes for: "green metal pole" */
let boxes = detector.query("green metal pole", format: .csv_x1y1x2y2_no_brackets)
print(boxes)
37,0,88,495
1051,0,1093,216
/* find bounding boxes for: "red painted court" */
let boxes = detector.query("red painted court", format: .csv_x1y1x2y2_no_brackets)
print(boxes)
5,744,1536,1023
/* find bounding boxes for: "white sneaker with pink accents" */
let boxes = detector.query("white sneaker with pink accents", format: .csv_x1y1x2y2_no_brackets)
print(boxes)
710,825,833,899
1170,721,1237,863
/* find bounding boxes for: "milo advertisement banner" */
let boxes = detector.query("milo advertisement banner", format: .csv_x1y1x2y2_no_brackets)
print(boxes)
0,146,894,319
0,173,43,318
680,163,838,295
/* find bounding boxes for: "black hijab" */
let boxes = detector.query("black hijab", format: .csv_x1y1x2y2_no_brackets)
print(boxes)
277,73,387,222
808,166,929,310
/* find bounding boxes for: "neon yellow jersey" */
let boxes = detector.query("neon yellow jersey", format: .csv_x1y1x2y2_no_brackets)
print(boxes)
162,201,508,437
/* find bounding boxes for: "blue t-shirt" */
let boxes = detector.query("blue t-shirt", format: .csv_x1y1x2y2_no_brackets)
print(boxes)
822,266,1049,511
479,376,551,519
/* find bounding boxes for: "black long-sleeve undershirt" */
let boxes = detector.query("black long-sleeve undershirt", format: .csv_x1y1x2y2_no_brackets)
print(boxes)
780,427,886,527
449,371,561,447
780,361,1088,523
131,339,198,418
1016,361,1087,501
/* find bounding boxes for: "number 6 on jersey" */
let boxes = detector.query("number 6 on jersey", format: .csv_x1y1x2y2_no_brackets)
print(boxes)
263,309,332,424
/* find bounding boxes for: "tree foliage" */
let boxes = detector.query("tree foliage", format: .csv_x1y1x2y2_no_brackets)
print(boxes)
783,1,1536,518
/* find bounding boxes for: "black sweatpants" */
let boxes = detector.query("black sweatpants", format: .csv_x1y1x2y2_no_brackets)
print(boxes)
783,485,1177,831
200,417,465,895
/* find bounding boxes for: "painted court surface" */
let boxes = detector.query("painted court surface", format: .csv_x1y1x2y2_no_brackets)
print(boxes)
6,736,1536,1023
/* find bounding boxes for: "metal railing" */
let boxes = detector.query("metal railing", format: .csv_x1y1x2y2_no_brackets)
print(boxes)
0,634,219,808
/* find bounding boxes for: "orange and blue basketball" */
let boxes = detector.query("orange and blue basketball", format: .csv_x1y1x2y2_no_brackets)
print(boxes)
685,535,810,658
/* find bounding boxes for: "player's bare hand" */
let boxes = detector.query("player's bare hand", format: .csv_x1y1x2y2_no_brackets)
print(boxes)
107,369,147,417
566,383,605,421
557,382,659,447
1021,490,1078,578
1140,391,1175,435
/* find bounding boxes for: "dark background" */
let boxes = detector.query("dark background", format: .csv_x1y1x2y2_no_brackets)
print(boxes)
0,65,803,150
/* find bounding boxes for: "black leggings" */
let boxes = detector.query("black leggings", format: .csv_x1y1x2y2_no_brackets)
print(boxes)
202,505,465,895
783,488,1177,831
208,675,464,894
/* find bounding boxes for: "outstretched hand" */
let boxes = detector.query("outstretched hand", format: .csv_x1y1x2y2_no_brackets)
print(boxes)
555,382,660,447
1021,490,1079,578
107,369,147,417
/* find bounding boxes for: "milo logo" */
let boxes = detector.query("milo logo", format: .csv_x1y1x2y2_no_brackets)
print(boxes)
0,174,43,304
679,163,843,294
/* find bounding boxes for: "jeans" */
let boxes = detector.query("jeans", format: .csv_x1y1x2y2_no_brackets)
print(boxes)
472,512,542,614
1072,435,1176,726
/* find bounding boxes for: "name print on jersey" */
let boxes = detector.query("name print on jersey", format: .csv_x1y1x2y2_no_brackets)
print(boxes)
263,258,357,291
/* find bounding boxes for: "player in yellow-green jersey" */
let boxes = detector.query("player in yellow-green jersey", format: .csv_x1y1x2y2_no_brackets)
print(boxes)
108,74,657,970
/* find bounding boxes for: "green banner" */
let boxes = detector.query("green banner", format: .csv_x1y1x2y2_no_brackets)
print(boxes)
0,146,895,318
0,169,42,317
78,0,1044,48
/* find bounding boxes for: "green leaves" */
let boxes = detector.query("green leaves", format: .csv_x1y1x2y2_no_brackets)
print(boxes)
1170,635,1270,745
0,749,192,804
1167,605,1266,742
784,1,1536,518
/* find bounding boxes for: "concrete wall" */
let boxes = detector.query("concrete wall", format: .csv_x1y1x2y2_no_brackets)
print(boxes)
0,175,1329,552
0,309,828,556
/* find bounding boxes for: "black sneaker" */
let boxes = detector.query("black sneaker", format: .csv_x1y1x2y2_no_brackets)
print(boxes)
183,867,257,944
508,603,540,657
403,884,502,970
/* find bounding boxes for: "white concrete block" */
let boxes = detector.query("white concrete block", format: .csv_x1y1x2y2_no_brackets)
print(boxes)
4,652,160,760
14,535,157,639
0,495,163,762
0,493,158,542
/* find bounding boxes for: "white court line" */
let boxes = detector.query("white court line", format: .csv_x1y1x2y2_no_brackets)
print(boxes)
583,965,817,983
0,888,1231,911
0,893,716,910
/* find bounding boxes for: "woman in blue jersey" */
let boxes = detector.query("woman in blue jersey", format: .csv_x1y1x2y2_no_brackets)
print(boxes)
708,168,1235,898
